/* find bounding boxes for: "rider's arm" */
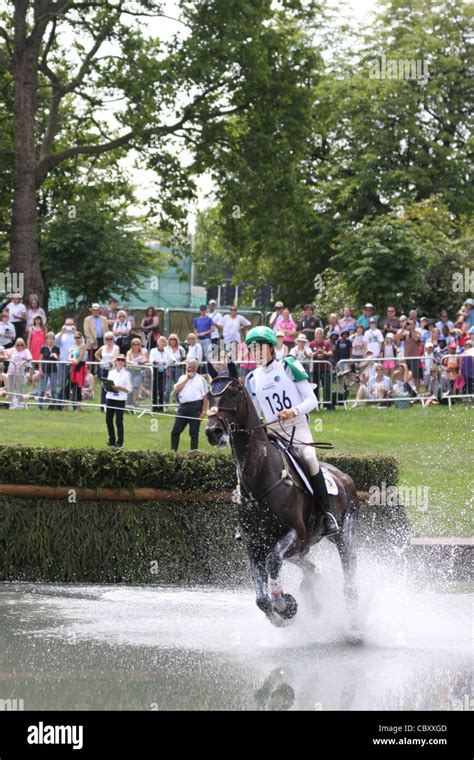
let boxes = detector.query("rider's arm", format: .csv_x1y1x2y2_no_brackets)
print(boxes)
292,377,318,417
244,372,263,417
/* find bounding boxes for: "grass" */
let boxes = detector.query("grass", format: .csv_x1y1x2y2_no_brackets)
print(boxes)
0,401,472,538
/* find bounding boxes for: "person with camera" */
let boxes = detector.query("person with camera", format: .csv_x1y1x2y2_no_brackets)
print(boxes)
104,355,132,447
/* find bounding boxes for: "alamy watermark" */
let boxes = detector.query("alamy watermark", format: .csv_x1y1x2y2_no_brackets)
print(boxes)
368,481,430,512
0,271,24,297
369,54,430,87
452,268,473,293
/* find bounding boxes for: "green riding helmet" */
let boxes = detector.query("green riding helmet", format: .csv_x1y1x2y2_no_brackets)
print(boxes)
245,325,278,347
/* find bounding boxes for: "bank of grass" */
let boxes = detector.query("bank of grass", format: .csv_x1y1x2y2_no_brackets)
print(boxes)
0,402,471,537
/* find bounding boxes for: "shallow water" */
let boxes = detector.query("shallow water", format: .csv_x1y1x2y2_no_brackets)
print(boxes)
0,547,471,711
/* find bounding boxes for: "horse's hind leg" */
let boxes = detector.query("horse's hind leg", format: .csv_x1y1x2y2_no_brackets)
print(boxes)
265,529,299,621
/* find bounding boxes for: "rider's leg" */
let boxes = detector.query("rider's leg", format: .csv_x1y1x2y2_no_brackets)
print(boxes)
294,423,339,537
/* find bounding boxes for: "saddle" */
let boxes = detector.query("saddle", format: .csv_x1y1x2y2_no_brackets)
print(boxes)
268,432,338,496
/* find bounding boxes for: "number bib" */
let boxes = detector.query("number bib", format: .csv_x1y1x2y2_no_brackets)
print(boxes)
252,360,303,422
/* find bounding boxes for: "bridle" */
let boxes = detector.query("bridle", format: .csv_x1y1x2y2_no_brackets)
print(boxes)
207,376,257,435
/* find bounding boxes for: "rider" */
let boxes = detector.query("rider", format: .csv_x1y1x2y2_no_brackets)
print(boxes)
244,325,339,538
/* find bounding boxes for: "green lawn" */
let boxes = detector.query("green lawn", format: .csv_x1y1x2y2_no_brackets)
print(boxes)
0,402,472,538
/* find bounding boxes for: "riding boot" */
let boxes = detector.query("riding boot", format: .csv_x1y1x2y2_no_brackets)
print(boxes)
309,470,339,538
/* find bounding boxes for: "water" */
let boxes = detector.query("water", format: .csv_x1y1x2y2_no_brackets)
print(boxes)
0,548,471,711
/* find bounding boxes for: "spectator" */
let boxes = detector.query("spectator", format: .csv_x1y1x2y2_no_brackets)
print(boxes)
354,363,392,408
171,359,209,451
122,307,135,330
325,313,340,339
402,318,422,387
217,306,251,352
435,310,454,333
422,341,435,389
440,324,452,345
0,346,8,406
463,298,474,329
408,309,420,329
269,301,285,331
279,307,297,350
68,332,87,411
334,329,352,374
126,337,148,408
290,334,313,373
186,332,203,364
381,332,397,377
309,328,333,409
337,306,357,334
390,362,412,408
166,334,186,401
396,315,408,357
443,342,462,394
84,303,108,366
381,306,400,335
419,317,431,343
275,330,289,360
297,304,322,343
95,332,119,412
454,321,470,349
364,318,384,358
6,337,31,409
357,303,377,330
113,310,132,354
55,318,76,409
207,299,223,349
351,324,368,367
6,293,27,341
102,297,119,329
423,364,450,406
81,369,95,401
27,315,46,381
149,335,171,412
358,350,376,385
26,294,47,330
0,310,16,352
105,355,132,448
141,306,160,351
193,304,214,361
460,340,474,396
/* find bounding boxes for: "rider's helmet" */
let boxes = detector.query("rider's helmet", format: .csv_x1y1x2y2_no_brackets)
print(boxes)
245,325,278,347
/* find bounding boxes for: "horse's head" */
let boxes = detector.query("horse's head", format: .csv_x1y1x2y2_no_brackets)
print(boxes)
205,375,247,448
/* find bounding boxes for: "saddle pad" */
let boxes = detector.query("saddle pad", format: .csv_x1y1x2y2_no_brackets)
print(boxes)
272,438,338,496
321,466,338,495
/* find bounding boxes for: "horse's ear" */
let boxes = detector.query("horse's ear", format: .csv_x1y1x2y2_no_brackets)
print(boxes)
207,362,218,379
227,361,238,379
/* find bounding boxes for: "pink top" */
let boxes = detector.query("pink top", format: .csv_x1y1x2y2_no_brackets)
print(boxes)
279,319,297,344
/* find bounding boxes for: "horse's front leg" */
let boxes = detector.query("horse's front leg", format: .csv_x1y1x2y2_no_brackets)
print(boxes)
265,529,299,622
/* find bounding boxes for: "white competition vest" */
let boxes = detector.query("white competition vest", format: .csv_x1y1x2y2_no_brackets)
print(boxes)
251,360,303,423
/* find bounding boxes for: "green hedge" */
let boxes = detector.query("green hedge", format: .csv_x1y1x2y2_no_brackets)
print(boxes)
0,446,399,492
0,446,400,582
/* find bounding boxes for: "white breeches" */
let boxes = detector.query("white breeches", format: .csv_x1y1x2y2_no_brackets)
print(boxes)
269,416,320,476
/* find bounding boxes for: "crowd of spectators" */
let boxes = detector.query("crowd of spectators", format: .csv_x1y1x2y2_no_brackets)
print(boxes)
0,291,473,416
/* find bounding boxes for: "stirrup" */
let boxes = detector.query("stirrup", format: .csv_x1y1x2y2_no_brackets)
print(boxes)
321,512,339,537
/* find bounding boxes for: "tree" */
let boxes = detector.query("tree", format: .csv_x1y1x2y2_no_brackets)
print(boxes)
0,0,317,302
41,199,159,307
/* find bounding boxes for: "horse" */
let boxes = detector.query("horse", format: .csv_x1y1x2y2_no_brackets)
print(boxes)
205,367,359,630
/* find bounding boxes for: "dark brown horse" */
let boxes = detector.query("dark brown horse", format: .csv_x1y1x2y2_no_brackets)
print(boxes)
205,370,359,629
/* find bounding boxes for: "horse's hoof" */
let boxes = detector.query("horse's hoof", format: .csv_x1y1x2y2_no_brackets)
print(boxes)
275,594,298,620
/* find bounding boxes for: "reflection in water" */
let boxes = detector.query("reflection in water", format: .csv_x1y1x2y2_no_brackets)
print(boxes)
0,550,471,711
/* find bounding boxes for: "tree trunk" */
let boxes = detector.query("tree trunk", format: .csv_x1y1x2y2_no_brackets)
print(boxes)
9,33,44,305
